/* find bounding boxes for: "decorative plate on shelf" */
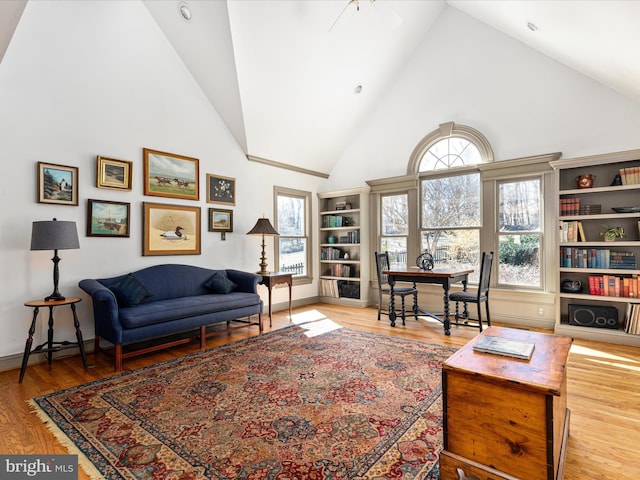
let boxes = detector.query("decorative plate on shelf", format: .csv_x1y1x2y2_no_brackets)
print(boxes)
611,206,640,213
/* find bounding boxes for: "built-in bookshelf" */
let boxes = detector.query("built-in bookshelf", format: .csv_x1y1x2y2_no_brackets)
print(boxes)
317,188,369,307
551,149,640,346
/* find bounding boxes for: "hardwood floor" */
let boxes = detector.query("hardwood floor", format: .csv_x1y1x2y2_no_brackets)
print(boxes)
1,303,639,479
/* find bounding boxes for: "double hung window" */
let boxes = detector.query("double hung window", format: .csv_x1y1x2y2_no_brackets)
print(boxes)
275,187,311,280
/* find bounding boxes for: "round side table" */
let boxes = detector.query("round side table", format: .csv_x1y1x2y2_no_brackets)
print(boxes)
19,297,89,383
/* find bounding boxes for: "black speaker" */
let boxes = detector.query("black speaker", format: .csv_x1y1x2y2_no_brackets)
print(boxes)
568,304,619,329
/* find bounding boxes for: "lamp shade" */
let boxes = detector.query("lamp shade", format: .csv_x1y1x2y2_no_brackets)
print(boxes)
30,218,79,251
246,218,279,236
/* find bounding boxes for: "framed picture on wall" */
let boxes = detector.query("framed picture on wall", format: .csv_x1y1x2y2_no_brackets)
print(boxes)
37,162,78,206
206,174,235,205
143,148,199,201
96,156,133,190
208,208,233,232
86,199,130,237
143,202,201,256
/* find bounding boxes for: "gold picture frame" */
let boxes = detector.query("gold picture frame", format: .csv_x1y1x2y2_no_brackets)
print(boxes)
143,148,199,201
96,156,132,190
143,202,201,256
37,162,78,206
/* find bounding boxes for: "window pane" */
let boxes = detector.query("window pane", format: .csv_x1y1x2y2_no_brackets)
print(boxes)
382,194,408,235
381,237,407,268
277,195,304,236
420,138,482,171
499,179,540,232
498,234,540,286
422,173,481,228
279,238,307,276
421,229,480,283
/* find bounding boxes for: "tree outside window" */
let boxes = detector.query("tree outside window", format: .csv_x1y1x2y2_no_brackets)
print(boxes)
497,179,541,287
381,193,408,267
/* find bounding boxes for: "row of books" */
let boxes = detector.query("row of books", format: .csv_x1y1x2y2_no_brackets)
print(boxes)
319,279,339,297
587,274,639,298
619,166,640,185
321,246,345,260
327,264,353,278
560,248,636,269
624,304,640,335
321,215,351,228
559,221,587,242
559,198,601,216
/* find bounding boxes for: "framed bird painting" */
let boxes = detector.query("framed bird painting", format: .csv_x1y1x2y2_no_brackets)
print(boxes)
142,202,201,256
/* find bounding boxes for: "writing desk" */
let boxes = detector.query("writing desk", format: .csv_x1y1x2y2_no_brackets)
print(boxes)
383,267,473,335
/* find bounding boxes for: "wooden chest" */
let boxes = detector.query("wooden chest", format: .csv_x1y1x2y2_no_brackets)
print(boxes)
440,326,572,480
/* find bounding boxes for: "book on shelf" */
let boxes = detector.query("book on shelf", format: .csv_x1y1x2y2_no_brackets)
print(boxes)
320,279,339,298
584,274,639,298
473,335,535,360
620,166,640,186
624,303,640,335
559,221,587,243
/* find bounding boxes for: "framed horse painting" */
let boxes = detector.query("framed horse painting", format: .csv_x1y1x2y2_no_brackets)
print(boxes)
143,148,199,201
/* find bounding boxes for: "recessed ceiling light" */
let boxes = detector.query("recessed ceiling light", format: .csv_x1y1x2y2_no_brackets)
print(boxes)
527,22,538,32
178,2,192,22
354,85,363,94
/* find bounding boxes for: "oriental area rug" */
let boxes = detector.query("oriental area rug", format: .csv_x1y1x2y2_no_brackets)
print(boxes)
30,324,456,480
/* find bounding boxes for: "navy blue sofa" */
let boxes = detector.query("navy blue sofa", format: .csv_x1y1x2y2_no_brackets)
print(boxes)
79,264,263,370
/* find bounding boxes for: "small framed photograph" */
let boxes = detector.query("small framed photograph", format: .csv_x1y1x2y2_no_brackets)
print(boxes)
143,202,201,256
96,156,132,190
206,174,236,205
209,208,233,232
87,199,130,237
143,148,199,201
37,162,78,205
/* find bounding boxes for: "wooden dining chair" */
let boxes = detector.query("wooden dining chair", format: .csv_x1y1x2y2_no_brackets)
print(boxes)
449,251,494,332
374,251,418,322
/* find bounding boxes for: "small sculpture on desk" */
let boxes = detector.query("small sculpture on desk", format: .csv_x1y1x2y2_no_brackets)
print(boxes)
416,251,434,270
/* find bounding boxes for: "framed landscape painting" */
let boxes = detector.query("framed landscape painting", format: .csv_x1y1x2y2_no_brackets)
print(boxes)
37,162,78,205
87,199,130,237
96,156,132,190
143,202,201,256
143,148,199,201
208,208,233,232
206,174,235,205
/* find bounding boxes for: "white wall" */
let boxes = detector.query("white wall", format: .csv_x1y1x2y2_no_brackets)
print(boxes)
0,1,324,360
328,6,640,189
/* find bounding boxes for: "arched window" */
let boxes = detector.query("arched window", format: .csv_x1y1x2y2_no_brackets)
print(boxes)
408,121,494,173
410,122,493,281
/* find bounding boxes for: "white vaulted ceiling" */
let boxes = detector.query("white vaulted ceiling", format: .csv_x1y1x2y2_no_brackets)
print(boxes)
4,0,640,176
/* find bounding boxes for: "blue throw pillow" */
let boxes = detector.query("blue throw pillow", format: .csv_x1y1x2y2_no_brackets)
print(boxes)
205,272,237,294
109,274,153,307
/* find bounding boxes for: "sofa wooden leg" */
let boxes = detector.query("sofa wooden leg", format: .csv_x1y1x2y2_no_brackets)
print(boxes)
259,312,263,332
115,344,122,371
94,336,101,354
200,326,206,349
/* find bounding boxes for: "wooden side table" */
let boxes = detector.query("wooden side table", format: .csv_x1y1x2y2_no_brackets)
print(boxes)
440,326,572,480
19,297,88,383
258,272,293,327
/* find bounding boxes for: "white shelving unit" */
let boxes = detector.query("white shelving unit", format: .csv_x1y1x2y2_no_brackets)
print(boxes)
317,188,370,307
551,149,640,346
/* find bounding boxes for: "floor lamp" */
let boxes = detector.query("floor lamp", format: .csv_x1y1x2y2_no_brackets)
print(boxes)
247,217,279,275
